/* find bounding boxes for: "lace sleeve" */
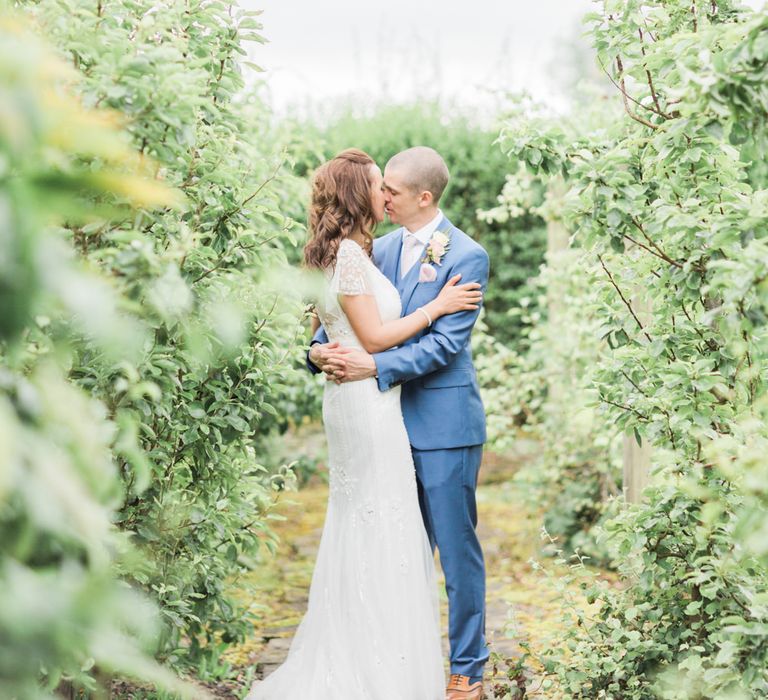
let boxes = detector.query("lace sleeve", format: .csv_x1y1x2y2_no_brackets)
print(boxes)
330,239,374,296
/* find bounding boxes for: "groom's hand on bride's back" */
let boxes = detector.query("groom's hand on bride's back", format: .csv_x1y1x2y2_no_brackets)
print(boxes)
324,348,377,384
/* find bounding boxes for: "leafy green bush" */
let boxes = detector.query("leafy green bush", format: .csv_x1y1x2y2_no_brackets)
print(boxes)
22,0,308,666
474,249,622,566
0,13,192,698
476,146,624,564
492,1,768,696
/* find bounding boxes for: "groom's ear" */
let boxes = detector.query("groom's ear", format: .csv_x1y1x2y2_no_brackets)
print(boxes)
417,190,434,208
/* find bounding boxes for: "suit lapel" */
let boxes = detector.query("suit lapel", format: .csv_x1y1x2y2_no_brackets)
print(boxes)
398,216,453,313
377,229,403,285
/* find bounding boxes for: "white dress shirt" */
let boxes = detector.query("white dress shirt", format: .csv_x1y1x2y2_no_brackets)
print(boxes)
400,209,443,278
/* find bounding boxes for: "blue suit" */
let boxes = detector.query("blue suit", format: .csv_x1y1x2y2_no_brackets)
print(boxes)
309,215,490,680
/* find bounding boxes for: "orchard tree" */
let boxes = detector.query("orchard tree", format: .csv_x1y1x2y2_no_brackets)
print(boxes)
18,0,308,667
0,11,200,698
492,1,768,696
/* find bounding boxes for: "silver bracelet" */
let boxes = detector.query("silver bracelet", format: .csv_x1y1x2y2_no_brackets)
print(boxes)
417,306,433,327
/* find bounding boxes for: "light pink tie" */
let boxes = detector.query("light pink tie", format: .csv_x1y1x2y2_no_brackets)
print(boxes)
401,234,422,278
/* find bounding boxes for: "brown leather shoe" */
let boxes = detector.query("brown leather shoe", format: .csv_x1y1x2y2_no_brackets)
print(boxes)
446,674,485,700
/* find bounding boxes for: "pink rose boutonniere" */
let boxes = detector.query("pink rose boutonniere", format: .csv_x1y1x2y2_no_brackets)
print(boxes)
418,230,451,282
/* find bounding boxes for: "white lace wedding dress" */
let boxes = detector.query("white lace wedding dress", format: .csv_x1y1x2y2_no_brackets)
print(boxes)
246,239,444,700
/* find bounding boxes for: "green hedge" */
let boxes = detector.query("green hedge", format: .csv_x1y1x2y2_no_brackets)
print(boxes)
0,12,194,698
493,1,768,695
16,0,308,677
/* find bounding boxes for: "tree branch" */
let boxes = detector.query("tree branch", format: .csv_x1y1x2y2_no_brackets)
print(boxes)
629,216,683,268
638,29,672,119
597,254,653,343
213,158,284,232
597,57,662,116
615,56,660,129
622,232,683,269
601,397,650,422
621,369,649,398
191,240,249,284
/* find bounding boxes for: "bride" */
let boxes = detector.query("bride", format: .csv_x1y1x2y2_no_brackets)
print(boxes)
246,149,482,700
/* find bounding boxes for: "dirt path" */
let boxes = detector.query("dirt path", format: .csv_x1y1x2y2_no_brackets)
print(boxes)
223,440,605,698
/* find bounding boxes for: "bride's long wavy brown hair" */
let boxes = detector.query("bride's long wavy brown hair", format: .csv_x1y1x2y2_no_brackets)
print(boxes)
304,148,378,270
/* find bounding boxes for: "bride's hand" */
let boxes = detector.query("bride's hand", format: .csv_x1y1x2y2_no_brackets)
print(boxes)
430,274,482,317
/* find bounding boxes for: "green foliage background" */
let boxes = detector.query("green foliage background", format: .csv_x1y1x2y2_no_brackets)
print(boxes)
482,1,768,696
5,0,768,697
2,0,313,694
0,11,196,698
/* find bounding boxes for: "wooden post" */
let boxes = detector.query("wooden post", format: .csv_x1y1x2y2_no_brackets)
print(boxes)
622,262,653,503
544,179,652,503
623,427,652,503
545,177,569,405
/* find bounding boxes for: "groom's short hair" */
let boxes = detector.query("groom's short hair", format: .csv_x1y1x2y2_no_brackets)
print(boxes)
387,147,449,204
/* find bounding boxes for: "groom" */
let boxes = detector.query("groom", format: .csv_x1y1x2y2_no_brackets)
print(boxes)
308,146,489,700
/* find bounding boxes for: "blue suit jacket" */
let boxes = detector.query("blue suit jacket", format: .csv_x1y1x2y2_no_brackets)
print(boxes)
309,215,489,451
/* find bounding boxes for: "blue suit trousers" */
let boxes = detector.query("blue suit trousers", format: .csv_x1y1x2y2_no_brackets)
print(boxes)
412,445,489,678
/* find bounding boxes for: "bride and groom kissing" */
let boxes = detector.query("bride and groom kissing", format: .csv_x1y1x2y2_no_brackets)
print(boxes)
248,146,490,700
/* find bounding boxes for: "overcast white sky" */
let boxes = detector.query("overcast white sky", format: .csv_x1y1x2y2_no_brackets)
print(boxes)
241,0,767,117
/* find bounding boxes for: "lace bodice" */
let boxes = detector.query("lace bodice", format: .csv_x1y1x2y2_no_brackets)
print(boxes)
317,239,402,348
